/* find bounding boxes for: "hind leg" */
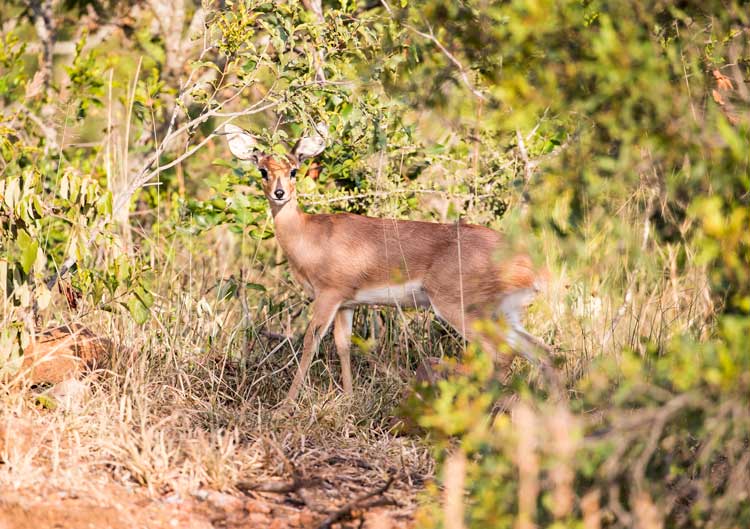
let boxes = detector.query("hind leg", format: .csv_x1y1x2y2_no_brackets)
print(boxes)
426,297,516,380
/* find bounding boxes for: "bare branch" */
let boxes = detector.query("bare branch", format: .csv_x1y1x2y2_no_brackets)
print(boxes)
317,474,397,529
236,476,321,494
28,0,55,92
357,0,392,15
302,0,327,83
406,24,487,102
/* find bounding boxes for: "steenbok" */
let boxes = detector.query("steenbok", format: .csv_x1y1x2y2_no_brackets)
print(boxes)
224,123,548,401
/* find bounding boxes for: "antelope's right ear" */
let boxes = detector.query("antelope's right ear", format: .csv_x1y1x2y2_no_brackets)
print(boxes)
224,124,260,162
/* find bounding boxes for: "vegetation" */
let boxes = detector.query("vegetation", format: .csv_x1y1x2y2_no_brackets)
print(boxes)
1,0,748,527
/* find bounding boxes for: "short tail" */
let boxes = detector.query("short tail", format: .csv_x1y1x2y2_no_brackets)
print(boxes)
500,254,538,292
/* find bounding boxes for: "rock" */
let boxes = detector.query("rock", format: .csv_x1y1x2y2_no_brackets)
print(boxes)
193,489,244,511
21,324,111,384
44,378,89,412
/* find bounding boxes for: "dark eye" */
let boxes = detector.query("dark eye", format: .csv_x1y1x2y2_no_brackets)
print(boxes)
290,168,298,179
258,168,268,180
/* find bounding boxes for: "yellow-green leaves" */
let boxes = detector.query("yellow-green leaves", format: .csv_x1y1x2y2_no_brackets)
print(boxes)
127,286,155,325
690,195,750,312
2,177,20,211
15,230,38,275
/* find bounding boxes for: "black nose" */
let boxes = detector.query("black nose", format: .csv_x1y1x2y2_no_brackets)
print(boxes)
274,189,285,199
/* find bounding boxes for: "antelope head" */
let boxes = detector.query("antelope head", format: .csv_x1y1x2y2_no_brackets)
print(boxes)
224,124,327,207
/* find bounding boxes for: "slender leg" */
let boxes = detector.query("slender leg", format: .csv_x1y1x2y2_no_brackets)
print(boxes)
286,293,342,402
333,308,354,394
427,297,516,380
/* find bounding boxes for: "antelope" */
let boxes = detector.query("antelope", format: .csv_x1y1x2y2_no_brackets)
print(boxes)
224,123,547,402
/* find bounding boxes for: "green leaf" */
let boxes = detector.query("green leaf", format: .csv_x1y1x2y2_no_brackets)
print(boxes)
296,176,316,194
35,394,58,410
217,278,238,301
127,296,150,325
127,288,153,325
716,114,744,161
212,158,235,168
16,230,38,274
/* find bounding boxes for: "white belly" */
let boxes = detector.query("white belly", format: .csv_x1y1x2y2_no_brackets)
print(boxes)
348,280,431,308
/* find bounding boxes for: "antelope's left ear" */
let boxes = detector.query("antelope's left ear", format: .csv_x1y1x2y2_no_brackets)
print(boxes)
292,122,328,161
224,124,261,162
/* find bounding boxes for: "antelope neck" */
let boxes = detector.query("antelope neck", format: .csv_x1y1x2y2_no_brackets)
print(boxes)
270,197,307,245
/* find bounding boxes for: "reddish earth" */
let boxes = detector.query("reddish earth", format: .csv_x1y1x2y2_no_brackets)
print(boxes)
3,326,421,528
0,418,419,528
0,482,414,529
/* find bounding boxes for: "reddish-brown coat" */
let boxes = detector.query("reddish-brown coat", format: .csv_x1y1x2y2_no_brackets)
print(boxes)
225,125,543,401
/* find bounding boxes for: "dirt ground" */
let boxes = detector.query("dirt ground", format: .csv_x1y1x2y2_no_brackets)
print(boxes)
0,477,416,529
1,328,426,529
0,413,420,529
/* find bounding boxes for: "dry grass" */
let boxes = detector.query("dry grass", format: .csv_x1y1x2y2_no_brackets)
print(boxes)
1,226,436,526
0,176,716,528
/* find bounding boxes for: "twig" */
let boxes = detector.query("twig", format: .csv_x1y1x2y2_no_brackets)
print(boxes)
317,475,396,529
44,34,214,289
236,476,321,494
405,24,487,102
29,0,55,92
115,73,343,216
515,328,565,399
260,329,293,342
113,99,280,215
301,0,327,83
302,188,496,206
299,486,327,513
600,194,655,350
631,393,697,491
238,471,326,513
516,129,532,184
608,484,633,527
45,99,278,291
7,103,59,151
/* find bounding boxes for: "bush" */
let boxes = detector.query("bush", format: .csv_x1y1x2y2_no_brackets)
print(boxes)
409,1,750,527
1,1,748,526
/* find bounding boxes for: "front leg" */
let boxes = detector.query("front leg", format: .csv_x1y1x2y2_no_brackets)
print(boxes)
286,292,342,402
333,308,354,395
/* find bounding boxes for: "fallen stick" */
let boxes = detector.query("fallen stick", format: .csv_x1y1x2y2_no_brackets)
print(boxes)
317,475,396,529
236,476,320,494
237,474,326,513
259,330,293,342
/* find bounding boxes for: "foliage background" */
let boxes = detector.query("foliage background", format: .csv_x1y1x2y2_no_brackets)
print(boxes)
1,0,748,527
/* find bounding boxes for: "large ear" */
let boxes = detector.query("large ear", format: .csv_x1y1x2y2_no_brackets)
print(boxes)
292,122,328,161
224,124,260,162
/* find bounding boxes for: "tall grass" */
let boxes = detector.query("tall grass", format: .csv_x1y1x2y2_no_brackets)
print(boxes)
1,33,717,518
2,141,714,506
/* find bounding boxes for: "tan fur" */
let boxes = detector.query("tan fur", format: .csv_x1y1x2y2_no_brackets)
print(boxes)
226,129,542,401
